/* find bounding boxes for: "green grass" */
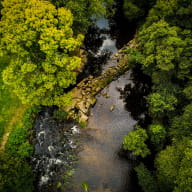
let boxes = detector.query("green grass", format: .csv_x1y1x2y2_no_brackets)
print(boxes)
0,55,21,142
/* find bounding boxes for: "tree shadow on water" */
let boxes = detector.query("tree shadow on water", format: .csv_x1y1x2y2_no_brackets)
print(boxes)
118,66,152,127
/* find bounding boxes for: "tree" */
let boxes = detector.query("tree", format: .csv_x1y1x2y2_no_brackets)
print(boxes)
146,0,192,29
155,139,192,192
135,163,158,192
51,0,114,33
139,20,184,74
148,124,166,150
171,103,192,138
123,126,150,158
123,0,156,21
0,152,34,192
174,146,192,192
155,145,181,192
0,0,84,106
147,92,177,118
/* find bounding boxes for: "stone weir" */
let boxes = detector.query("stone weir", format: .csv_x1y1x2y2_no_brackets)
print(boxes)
63,38,138,123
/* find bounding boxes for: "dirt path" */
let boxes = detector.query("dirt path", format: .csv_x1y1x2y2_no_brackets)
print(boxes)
0,106,25,151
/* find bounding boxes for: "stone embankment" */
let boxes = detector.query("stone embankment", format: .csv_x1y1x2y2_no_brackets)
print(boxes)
63,38,138,123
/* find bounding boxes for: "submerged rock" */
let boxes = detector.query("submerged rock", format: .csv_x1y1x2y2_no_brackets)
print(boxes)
110,105,115,111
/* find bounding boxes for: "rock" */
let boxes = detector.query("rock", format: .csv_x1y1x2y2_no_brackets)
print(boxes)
72,88,83,99
110,105,115,111
90,97,97,105
76,101,88,114
78,111,88,123
95,87,101,92
86,88,91,92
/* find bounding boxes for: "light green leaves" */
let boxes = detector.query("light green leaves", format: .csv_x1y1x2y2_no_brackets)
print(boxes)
123,126,150,158
0,0,84,106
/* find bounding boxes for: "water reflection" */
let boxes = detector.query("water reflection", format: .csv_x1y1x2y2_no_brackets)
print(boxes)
119,66,152,126
70,74,139,192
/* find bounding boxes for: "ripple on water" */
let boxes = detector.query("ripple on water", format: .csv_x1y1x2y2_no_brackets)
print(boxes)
31,108,80,191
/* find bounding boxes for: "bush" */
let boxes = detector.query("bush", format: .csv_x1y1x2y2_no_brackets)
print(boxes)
5,126,33,158
0,152,34,192
123,126,150,158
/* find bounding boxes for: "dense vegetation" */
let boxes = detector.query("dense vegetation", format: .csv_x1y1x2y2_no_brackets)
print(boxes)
123,0,192,191
0,56,21,141
0,106,40,192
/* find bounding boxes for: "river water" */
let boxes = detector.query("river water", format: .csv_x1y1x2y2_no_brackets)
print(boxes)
31,4,151,192
68,14,145,192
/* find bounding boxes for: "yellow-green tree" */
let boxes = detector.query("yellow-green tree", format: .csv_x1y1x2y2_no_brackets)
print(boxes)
0,0,84,106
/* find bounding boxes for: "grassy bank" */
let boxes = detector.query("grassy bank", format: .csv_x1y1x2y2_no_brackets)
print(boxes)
0,55,21,142
0,105,40,192
0,55,40,192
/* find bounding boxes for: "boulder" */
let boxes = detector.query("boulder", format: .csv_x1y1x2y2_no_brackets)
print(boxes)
110,105,115,111
78,111,88,123
76,101,88,114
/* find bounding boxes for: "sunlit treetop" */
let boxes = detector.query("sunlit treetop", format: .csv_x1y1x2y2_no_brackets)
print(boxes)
0,0,84,106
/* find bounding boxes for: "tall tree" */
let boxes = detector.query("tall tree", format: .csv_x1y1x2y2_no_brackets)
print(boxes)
0,0,84,106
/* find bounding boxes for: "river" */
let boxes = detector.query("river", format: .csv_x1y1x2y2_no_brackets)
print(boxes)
68,13,144,192
31,3,151,192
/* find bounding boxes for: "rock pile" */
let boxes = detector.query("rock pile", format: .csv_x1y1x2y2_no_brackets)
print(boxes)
63,38,138,124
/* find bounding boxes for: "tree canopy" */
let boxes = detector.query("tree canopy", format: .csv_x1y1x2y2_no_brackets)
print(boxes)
0,0,84,106
123,0,192,191
51,0,114,33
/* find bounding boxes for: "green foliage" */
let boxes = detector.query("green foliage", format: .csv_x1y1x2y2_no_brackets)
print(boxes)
81,181,89,192
0,0,84,107
123,0,156,21
171,103,192,138
79,121,87,128
53,109,68,121
135,163,158,192
124,48,143,64
139,19,184,73
0,152,34,192
5,126,33,158
146,0,192,29
148,124,166,150
123,126,150,158
126,0,192,191
0,55,21,141
123,0,143,21
0,105,39,191
155,139,192,192
51,0,114,33
21,106,41,129
174,146,192,192
155,145,179,192
147,92,177,118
